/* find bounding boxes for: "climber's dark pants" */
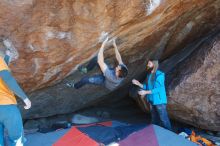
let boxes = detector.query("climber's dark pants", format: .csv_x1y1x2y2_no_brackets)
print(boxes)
74,74,105,89
75,56,106,89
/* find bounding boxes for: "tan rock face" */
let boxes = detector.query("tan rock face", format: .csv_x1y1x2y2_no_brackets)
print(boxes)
0,0,219,91
167,34,220,131
0,0,220,130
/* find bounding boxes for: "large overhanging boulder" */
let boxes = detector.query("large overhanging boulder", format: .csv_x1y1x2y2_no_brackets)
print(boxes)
167,33,220,131
0,0,219,131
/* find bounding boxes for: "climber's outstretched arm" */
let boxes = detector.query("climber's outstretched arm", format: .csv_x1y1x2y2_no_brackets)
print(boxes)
98,37,109,73
113,38,123,65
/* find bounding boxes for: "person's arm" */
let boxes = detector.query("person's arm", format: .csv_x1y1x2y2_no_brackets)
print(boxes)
4,50,13,65
113,38,123,65
97,37,109,73
139,73,165,96
4,55,10,65
132,79,152,96
138,89,152,96
0,70,31,109
132,79,144,88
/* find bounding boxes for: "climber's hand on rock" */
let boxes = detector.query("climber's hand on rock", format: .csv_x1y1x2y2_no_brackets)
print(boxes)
102,37,109,47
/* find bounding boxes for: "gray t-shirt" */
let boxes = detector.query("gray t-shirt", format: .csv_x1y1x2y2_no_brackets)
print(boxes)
103,67,124,91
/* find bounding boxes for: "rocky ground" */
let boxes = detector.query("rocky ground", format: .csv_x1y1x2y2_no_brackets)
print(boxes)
23,96,220,145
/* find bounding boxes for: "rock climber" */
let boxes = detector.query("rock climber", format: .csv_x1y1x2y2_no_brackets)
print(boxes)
67,37,128,91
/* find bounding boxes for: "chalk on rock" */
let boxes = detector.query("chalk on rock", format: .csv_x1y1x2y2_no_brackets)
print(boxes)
99,31,109,43
3,39,19,61
145,0,161,16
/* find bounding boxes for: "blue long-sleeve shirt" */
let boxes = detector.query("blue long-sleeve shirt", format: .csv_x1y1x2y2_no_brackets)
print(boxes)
4,54,10,65
0,55,28,101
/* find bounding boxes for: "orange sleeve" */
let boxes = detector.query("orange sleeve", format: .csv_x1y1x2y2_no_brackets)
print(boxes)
0,57,9,71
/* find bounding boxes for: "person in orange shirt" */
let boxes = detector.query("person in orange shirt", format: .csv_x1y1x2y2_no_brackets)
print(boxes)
0,49,31,146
